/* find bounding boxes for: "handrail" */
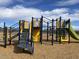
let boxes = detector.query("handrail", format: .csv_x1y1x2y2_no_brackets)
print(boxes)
10,22,19,28
11,28,19,31
43,16,52,21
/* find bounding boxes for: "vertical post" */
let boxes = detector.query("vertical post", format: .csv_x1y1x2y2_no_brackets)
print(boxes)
40,16,43,44
18,20,21,44
4,22,7,48
52,19,54,45
68,19,70,43
63,20,66,41
47,22,49,41
23,20,25,30
59,17,61,44
6,27,7,47
56,19,58,42
62,20,66,43
9,27,12,45
31,17,33,46
28,24,30,42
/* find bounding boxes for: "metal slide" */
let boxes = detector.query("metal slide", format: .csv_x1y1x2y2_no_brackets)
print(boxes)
66,23,79,40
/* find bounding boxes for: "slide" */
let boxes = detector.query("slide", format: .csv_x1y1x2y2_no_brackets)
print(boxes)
32,27,40,42
65,22,79,40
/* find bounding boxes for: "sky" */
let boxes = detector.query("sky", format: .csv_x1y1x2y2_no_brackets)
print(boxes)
0,0,79,30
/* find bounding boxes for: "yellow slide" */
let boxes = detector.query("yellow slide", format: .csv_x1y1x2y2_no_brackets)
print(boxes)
32,27,40,42
30,20,40,42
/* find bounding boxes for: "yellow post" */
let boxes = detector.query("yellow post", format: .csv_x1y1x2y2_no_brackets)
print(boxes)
20,20,24,33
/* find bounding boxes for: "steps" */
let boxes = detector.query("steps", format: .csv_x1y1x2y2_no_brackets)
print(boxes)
17,29,34,54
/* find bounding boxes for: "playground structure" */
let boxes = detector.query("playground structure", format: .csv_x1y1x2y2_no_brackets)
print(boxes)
0,16,79,54
8,16,79,44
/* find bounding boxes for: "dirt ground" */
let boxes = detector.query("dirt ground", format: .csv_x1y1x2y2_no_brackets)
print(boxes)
0,32,79,59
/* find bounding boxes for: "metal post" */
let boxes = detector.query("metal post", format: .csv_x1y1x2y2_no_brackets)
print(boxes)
40,16,43,44
9,27,11,45
47,22,49,41
63,20,66,42
23,20,25,30
4,22,7,48
52,19,54,45
18,20,21,44
56,19,58,42
59,17,61,44
68,19,70,43
31,17,33,45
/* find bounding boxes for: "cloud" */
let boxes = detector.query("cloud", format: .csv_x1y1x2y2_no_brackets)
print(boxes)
0,5,42,21
55,0,79,6
72,26,79,31
42,8,69,15
0,0,12,6
0,5,78,21
0,5,79,30
16,0,42,6
42,8,69,20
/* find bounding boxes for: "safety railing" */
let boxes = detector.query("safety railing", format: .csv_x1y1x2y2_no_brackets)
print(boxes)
8,22,19,45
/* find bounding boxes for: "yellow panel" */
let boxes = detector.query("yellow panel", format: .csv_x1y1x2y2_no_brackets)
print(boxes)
56,19,60,28
33,19,40,27
61,20,65,28
61,36,68,41
24,21,29,29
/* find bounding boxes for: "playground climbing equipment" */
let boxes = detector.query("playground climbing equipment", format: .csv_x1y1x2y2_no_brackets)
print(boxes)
39,16,54,45
0,15,79,55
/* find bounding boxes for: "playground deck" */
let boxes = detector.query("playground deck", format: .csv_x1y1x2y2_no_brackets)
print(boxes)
0,33,79,59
